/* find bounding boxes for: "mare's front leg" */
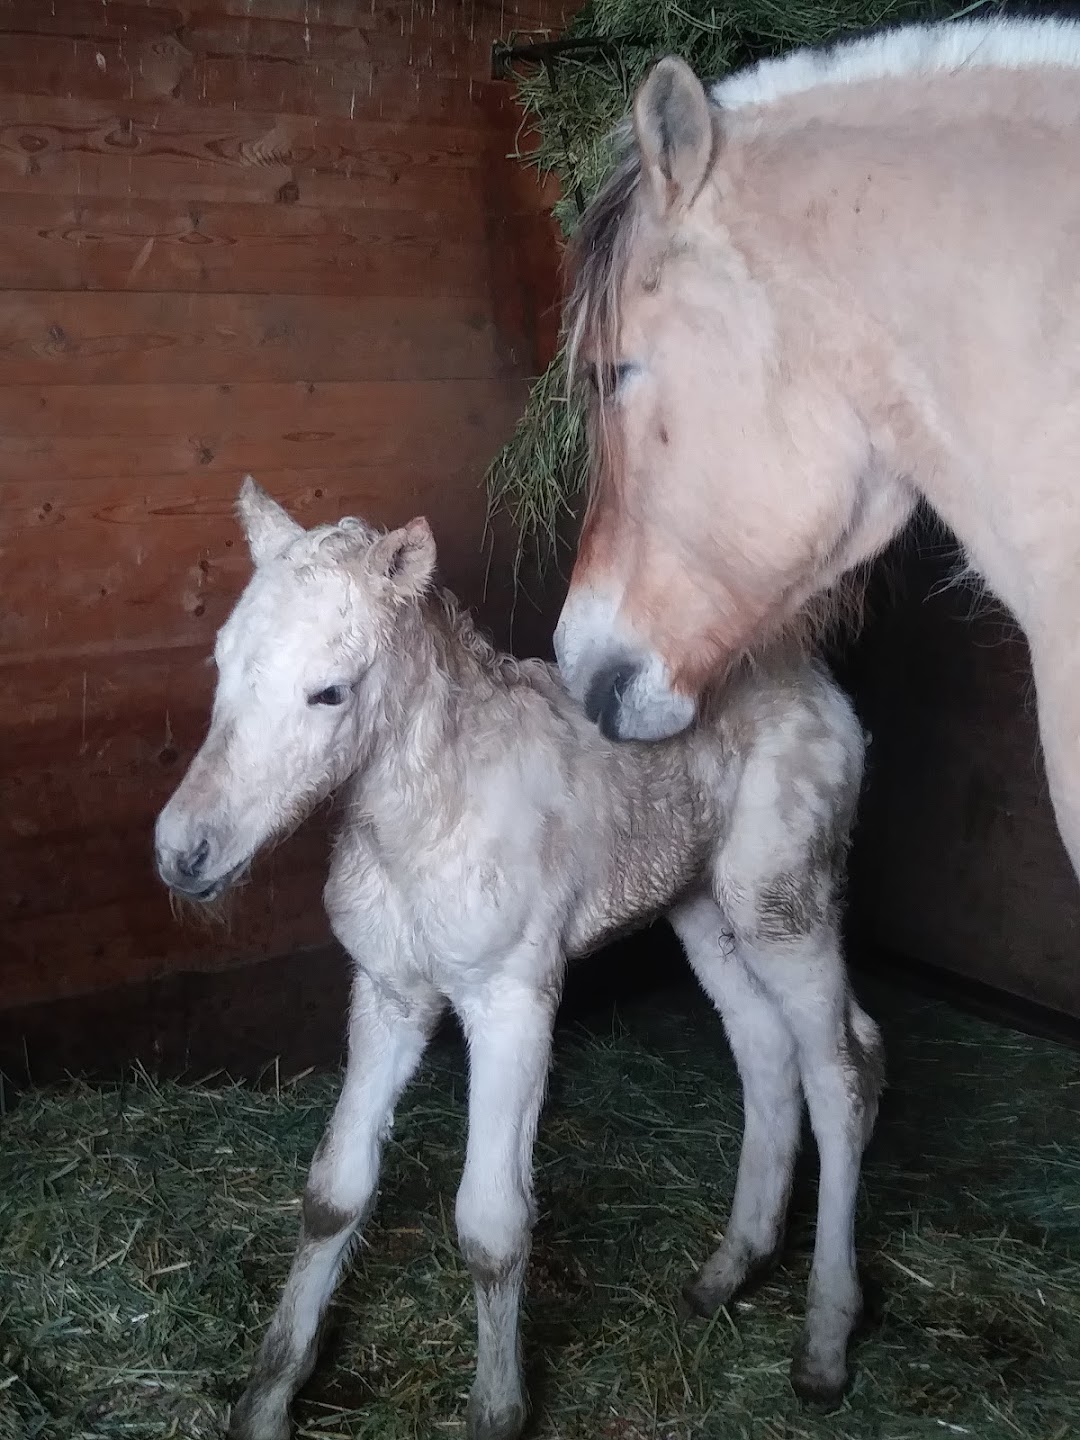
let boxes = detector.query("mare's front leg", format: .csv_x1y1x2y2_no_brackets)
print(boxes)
742,924,883,1405
669,895,803,1315
454,974,557,1440
230,968,443,1440
1029,636,1080,886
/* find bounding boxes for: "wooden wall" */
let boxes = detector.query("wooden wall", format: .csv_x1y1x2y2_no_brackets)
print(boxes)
0,0,574,1016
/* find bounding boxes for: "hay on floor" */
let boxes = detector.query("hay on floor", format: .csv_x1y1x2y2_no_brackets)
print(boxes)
2,979,1078,1440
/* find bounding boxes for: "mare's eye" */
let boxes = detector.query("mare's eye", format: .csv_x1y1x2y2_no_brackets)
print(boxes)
308,685,350,708
588,362,633,398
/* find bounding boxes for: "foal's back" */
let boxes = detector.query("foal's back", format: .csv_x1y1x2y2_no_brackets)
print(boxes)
333,594,862,968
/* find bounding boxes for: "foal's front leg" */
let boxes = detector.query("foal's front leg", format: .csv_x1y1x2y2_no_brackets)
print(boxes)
454,975,556,1440
230,969,443,1440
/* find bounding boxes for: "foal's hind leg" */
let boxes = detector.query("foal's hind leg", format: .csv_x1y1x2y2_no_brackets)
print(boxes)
669,895,803,1317
453,975,556,1440
230,970,443,1440
741,929,883,1405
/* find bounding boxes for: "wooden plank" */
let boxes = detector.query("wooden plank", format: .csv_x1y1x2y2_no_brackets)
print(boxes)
0,192,488,296
0,92,490,163
0,455,519,660
5,800,329,926
0,33,487,120
0,866,329,1009
0,3,184,42
0,95,492,214
173,1,575,28
0,640,209,736
178,59,480,122
0,377,528,480
0,2,483,57
0,293,501,384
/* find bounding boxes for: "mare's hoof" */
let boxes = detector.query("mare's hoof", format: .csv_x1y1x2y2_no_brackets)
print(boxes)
466,1393,527,1440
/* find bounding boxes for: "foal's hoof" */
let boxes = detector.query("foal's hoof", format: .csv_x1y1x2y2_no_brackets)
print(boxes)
227,1396,291,1440
679,1274,725,1321
679,1248,780,1322
789,1338,849,1410
466,1393,527,1440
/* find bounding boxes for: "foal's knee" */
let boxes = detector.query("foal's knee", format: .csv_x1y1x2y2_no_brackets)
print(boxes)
455,1179,533,1287
301,1185,360,1243
300,1131,378,1242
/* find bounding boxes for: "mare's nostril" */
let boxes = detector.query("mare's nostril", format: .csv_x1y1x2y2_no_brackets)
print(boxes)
584,661,638,739
177,836,210,880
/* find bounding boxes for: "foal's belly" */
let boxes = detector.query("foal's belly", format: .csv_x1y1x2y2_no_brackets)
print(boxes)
562,835,709,960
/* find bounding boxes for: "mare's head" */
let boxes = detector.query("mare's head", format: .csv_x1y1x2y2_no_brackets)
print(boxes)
154,478,436,902
554,56,910,739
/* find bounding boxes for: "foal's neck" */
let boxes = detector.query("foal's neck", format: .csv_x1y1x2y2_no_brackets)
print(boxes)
346,595,517,841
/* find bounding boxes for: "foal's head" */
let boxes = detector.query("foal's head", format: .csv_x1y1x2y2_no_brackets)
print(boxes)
155,478,436,902
554,57,909,740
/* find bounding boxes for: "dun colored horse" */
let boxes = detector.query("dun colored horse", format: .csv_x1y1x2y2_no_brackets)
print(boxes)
554,16,1080,880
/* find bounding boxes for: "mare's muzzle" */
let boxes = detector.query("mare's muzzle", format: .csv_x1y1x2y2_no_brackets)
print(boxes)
555,594,697,742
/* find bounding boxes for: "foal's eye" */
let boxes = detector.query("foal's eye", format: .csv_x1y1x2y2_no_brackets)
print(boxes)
307,685,350,708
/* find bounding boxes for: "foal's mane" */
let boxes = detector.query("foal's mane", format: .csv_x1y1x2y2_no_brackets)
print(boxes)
425,586,525,688
314,517,524,688
567,15,1080,380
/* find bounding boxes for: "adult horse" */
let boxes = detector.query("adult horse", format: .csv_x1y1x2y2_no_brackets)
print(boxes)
553,16,1080,881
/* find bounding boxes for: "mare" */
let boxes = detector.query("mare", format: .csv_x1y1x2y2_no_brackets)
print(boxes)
553,16,1080,881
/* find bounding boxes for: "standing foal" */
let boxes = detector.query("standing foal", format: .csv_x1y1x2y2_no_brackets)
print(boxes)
155,479,882,1440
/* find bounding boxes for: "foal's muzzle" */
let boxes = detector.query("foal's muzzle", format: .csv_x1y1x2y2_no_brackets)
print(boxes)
155,833,242,904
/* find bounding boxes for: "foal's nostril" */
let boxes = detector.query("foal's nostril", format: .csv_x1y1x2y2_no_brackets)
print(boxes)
177,836,210,880
584,661,638,740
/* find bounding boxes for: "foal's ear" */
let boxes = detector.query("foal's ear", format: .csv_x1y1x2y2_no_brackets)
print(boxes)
237,475,303,565
634,56,716,219
368,516,437,598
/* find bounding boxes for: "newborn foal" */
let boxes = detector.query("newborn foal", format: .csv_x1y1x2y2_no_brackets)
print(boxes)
155,479,882,1440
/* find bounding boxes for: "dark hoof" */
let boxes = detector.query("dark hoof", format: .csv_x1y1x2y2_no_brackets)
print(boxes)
678,1247,781,1323
678,1276,725,1321
466,1395,527,1440
790,1343,849,1410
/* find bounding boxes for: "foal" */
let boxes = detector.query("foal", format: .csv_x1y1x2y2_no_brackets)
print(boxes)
155,479,882,1440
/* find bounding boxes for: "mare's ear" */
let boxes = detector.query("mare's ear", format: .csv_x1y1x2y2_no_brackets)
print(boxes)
368,517,437,599
634,56,716,219
237,475,303,565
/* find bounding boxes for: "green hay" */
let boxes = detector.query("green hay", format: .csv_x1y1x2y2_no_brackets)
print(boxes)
2,980,1079,1440
484,0,1002,571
